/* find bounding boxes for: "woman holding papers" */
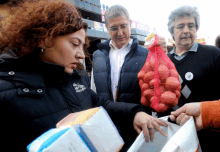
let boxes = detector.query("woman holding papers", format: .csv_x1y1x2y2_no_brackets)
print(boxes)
0,0,167,151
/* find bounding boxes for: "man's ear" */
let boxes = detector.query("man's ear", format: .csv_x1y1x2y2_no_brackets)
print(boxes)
129,20,132,29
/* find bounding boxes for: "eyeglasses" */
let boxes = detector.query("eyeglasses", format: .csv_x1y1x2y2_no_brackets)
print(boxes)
175,23,196,30
109,24,129,31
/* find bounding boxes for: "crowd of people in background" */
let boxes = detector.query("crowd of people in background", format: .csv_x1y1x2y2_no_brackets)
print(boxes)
1,1,220,152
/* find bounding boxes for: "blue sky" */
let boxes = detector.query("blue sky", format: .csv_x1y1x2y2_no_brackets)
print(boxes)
100,0,220,45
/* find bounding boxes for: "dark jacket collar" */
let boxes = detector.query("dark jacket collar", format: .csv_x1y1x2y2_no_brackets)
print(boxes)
0,56,65,76
0,55,85,88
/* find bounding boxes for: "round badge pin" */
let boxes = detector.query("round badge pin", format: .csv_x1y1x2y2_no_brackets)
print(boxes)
185,72,193,81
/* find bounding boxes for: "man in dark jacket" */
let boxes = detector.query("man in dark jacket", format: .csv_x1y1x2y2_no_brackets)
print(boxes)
166,5,220,152
90,5,167,151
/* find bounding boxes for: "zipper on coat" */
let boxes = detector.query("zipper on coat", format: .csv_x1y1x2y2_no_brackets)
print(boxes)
116,48,135,102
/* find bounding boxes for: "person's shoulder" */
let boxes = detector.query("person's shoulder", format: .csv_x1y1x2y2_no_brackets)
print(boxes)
96,39,111,52
167,52,172,57
198,43,220,54
93,49,102,55
198,44,220,63
137,45,149,54
0,59,18,93
92,49,105,60
138,45,148,51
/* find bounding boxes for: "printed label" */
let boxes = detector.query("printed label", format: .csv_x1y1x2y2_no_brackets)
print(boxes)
73,83,86,93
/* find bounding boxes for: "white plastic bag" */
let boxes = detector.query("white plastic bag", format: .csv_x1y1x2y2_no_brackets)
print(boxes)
128,116,202,152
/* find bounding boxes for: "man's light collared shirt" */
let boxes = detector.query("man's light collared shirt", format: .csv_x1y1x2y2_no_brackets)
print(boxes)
169,42,198,60
90,39,133,102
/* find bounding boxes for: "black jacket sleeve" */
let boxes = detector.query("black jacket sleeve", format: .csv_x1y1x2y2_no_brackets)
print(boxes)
89,88,144,129
81,71,145,128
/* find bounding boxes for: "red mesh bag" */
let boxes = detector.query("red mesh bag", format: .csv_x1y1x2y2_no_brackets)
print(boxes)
138,34,181,112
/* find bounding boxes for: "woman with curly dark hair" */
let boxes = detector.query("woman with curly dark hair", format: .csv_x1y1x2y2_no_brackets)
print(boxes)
0,0,167,151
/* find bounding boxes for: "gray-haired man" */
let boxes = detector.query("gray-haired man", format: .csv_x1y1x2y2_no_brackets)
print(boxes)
166,5,220,152
91,5,167,152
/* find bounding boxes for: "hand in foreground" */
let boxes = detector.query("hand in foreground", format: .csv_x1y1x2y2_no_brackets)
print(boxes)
157,37,168,53
133,112,168,143
170,103,203,131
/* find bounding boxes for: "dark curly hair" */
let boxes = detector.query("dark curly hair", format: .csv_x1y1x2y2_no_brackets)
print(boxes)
0,0,90,58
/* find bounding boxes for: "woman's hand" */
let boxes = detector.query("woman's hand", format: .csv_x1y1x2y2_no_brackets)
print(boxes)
157,37,168,53
133,112,168,143
144,37,168,53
